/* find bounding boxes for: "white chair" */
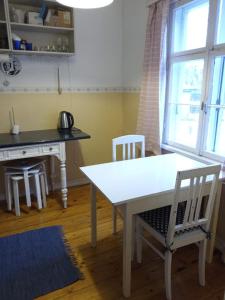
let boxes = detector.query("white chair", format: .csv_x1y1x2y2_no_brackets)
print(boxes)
136,164,221,300
112,135,145,234
5,167,47,216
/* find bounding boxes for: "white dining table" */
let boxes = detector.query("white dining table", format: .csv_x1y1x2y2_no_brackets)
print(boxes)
80,153,223,298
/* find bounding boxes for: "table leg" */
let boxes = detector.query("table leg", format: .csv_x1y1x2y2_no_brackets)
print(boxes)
207,181,222,263
60,159,68,208
91,184,97,247
50,156,56,192
123,205,132,298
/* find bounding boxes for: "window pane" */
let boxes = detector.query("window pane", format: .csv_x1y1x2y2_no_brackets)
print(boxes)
216,0,225,44
205,56,225,156
167,60,204,148
206,108,225,156
172,0,209,53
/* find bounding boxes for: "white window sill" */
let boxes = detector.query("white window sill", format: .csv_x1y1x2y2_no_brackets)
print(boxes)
161,144,222,166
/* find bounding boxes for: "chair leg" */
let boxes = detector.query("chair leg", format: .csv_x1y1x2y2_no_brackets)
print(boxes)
12,180,20,216
40,173,47,208
24,170,31,207
34,173,42,210
136,218,143,264
165,250,172,300
5,174,12,211
112,206,117,234
198,239,207,286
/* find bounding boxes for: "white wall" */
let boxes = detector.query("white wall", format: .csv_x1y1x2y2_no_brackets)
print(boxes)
122,0,148,89
0,0,123,92
0,0,148,93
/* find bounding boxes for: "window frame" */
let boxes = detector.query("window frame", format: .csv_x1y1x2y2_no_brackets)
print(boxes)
163,0,225,162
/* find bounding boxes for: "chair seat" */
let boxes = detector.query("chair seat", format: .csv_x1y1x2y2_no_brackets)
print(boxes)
138,203,201,237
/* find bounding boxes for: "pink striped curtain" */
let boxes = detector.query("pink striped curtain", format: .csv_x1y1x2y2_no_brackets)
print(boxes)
137,0,169,155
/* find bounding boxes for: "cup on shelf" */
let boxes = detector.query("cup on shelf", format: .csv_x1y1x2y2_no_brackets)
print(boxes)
56,37,62,52
26,42,32,51
11,124,20,135
13,39,21,50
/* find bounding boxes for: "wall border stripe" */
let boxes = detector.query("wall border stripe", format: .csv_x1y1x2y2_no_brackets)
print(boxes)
0,87,141,94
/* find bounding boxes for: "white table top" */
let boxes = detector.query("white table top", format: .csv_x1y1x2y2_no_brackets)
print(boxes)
80,153,209,205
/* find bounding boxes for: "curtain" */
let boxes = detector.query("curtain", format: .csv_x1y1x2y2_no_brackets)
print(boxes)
136,0,169,155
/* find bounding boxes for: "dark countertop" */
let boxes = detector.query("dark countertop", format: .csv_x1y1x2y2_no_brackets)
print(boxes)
0,128,91,149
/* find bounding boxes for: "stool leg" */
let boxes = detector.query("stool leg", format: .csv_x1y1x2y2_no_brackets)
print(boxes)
24,170,31,207
40,173,47,208
5,174,12,211
34,173,42,210
42,162,49,195
12,180,20,216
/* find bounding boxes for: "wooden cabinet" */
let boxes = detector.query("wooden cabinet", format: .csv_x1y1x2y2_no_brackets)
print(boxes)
0,0,75,56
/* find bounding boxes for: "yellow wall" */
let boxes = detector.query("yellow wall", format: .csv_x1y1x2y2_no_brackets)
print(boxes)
122,92,139,134
0,92,125,187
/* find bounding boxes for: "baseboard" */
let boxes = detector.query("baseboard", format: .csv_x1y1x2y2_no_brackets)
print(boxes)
52,177,90,190
0,177,90,201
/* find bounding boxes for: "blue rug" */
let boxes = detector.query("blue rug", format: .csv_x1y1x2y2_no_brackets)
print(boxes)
0,226,82,300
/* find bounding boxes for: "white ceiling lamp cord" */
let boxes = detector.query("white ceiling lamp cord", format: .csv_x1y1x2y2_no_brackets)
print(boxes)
67,56,73,111
57,66,62,95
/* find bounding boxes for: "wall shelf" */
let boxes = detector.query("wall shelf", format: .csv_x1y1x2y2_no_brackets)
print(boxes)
12,49,74,56
0,0,75,56
10,22,75,33
0,48,10,52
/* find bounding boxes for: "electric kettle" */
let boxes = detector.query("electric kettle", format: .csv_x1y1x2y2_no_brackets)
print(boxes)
58,111,74,131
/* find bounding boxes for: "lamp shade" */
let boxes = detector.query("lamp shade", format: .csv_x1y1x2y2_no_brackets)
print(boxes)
56,0,114,9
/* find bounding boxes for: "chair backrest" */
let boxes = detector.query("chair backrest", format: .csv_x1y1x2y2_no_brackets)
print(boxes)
166,164,221,244
112,135,145,161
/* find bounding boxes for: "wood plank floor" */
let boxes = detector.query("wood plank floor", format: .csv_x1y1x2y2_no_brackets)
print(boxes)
0,185,225,300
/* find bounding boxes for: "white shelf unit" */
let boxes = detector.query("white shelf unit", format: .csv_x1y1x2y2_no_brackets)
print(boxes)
0,0,75,56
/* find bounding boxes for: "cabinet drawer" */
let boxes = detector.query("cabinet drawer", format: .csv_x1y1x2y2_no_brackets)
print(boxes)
0,151,5,160
7,147,40,159
41,144,60,154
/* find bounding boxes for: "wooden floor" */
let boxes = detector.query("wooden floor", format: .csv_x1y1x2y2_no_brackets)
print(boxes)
0,185,225,300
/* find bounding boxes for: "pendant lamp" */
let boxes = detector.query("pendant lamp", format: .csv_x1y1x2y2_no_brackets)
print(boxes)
56,0,114,9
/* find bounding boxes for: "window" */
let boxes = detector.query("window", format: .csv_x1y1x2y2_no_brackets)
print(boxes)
172,0,209,52
164,0,225,161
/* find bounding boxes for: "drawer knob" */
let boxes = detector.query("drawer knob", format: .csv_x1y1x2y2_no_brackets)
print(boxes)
49,147,53,151
22,151,27,155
